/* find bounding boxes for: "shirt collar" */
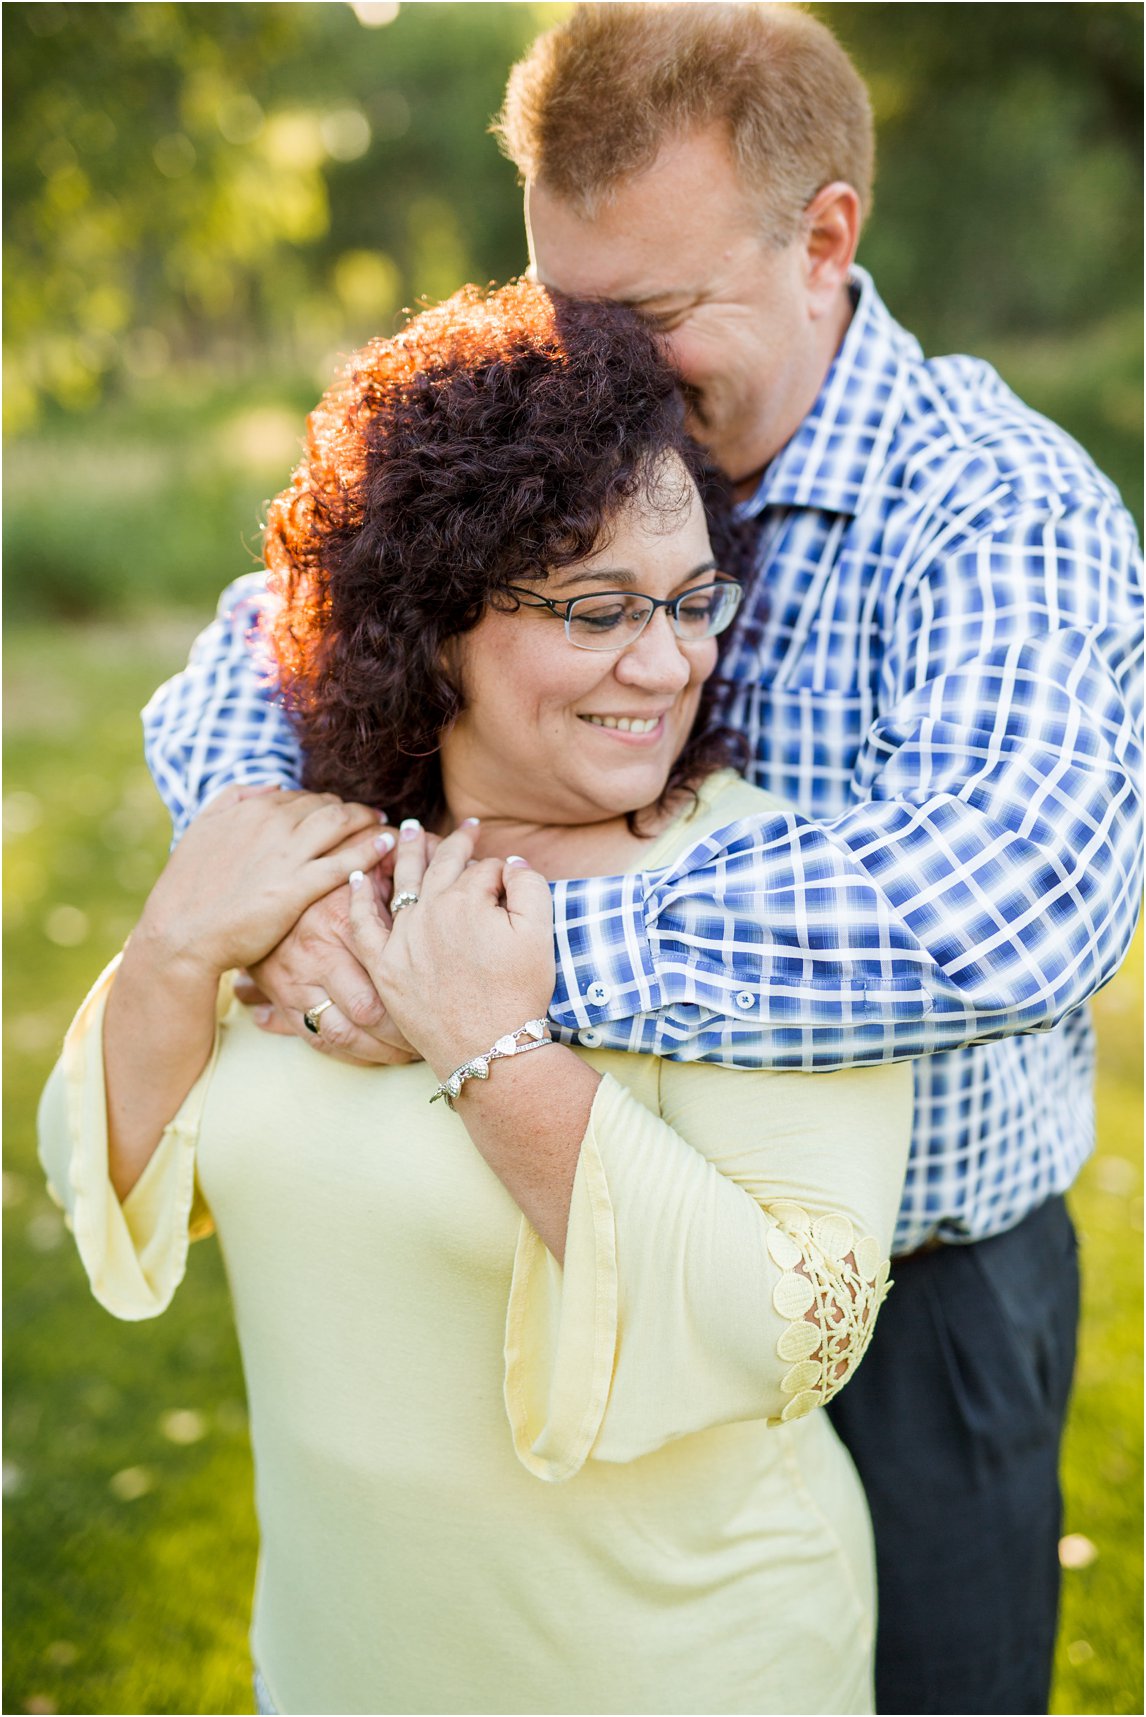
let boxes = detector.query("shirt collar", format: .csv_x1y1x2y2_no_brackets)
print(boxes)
737,265,922,521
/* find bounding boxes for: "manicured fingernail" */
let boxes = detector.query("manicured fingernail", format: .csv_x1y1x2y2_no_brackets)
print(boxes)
348,869,365,889
374,832,395,853
253,1006,272,1026
462,817,481,829
400,818,421,839
506,855,528,866
377,810,389,823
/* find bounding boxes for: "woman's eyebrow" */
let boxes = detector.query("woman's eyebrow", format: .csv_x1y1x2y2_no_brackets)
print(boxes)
550,558,718,591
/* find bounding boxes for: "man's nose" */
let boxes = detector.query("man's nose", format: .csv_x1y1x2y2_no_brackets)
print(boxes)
612,610,692,692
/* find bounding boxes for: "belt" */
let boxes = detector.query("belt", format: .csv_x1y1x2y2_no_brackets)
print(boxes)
892,1198,1067,1266
891,1235,946,1264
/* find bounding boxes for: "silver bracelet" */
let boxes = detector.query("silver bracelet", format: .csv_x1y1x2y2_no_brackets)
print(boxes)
430,1018,555,1108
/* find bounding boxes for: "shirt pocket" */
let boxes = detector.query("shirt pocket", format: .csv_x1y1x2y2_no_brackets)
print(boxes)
728,682,873,812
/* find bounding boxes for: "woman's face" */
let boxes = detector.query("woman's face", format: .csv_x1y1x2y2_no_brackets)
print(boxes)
439,458,722,828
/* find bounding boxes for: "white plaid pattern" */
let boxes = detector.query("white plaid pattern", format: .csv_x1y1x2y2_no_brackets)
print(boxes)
143,270,1144,1252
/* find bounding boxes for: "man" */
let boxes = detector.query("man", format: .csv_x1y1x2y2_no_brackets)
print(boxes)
144,6,1143,1712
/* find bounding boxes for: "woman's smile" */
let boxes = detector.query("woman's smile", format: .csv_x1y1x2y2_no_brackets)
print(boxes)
578,710,668,736
439,457,721,833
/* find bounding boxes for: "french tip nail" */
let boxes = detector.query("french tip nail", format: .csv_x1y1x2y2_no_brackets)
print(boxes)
462,816,481,828
400,818,421,837
348,869,365,888
375,831,395,852
506,855,528,866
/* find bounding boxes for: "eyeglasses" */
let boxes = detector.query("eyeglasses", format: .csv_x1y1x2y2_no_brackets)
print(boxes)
505,578,743,653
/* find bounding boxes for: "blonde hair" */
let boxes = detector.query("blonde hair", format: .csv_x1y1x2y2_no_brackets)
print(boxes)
495,3,873,241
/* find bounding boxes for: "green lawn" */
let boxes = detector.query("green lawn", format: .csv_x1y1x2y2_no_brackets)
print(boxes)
3,620,1142,1717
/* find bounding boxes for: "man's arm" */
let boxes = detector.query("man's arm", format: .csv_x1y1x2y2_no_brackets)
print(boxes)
146,499,1143,1071
143,574,302,843
547,497,1144,1066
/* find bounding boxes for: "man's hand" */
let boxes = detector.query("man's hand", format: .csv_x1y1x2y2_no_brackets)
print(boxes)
244,877,421,1066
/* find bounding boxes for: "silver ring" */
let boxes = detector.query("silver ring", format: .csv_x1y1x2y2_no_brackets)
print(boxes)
303,998,335,1035
391,890,420,915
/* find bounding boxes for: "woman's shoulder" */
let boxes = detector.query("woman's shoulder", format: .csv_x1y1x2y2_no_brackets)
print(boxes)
639,770,792,870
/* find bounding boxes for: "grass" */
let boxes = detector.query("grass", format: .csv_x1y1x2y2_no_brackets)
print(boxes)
3,619,1142,1717
1,378,319,625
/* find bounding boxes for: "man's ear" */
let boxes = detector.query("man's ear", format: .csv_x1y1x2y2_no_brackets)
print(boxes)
801,182,861,317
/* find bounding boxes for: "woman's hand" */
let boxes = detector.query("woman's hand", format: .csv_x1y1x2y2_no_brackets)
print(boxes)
344,822,557,1080
135,785,394,983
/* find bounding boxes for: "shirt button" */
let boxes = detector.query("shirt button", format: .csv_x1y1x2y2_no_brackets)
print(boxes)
586,981,612,1006
579,1027,604,1048
735,990,756,1011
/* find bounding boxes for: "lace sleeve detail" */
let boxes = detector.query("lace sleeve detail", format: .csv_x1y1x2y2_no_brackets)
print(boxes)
762,1200,892,1424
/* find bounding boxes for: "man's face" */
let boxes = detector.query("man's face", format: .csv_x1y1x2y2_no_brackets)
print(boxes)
527,126,829,488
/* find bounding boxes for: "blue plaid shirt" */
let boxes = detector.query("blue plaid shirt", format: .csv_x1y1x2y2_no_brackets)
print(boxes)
143,269,1144,1253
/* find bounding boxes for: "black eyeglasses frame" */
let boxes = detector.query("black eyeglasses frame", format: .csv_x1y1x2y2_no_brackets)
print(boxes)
503,578,743,651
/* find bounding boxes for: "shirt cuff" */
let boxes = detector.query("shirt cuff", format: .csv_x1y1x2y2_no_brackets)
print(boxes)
547,871,663,1031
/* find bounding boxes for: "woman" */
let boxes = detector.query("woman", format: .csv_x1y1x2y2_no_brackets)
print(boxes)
39,281,912,1716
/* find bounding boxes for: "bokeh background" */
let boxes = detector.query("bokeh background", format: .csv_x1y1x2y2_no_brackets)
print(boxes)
3,4,1142,1713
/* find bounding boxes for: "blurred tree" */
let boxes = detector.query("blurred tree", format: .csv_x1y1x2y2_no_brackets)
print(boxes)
2,1,558,430
5,1,1141,431
823,2,1143,345
3,0,1141,612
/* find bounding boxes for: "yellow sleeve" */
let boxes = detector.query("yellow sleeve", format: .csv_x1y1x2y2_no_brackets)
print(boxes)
503,1056,913,1482
36,956,227,1322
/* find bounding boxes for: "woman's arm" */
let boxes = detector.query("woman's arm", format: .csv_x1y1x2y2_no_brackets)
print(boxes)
344,823,914,1480
500,1054,913,1480
100,786,393,1201
345,824,595,1261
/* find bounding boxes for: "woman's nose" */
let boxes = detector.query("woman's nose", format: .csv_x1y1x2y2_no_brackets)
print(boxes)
612,610,693,692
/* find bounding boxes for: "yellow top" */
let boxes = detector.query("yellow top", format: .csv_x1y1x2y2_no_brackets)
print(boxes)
39,773,913,1717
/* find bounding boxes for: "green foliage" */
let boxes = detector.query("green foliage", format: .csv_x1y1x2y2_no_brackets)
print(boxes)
3,1,1141,621
3,1,562,431
5,2,1141,424
3,624,1143,1715
2,380,313,621
826,3,1142,341
3,625,258,1717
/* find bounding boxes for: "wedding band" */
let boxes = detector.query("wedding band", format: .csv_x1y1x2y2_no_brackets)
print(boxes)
391,891,420,914
303,998,335,1034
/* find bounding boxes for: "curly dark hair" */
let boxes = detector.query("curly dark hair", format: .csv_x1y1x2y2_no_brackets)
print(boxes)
265,279,746,830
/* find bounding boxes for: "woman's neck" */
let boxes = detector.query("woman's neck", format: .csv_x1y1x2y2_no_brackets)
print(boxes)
469,814,656,881
437,802,674,881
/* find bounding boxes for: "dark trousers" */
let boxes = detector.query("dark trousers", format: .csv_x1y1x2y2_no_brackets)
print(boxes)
827,1195,1079,1716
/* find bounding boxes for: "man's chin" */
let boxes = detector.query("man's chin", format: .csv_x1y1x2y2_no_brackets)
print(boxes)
682,401,749,483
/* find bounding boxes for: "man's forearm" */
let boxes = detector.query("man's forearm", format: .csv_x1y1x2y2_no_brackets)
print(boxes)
143,574,301,842
548,624,1143,1067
